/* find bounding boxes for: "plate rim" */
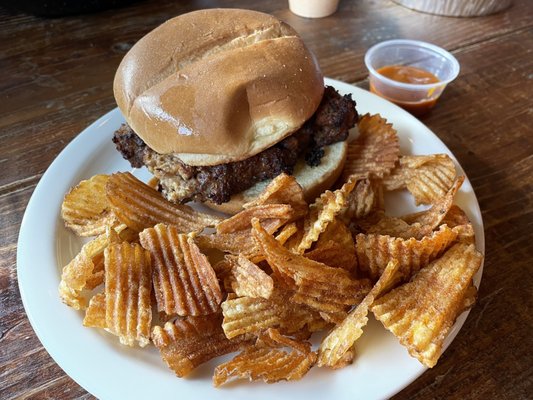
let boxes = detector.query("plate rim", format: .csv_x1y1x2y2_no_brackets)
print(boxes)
16,77,485,400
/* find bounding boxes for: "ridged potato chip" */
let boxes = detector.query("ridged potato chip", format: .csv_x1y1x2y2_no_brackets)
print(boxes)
152,314,252,378
342,114,400,181
83,292,106,328
401,177,464,230
340,178,384,224
221,291,323,339
216,204,294,234
356,224,457,281
256,328,312,353
106,172,220,232
243,173,308,217
139,224,222,317
305,240,358,272
442,205,476,244
213,345,317,386
371,243,483,367
253,219,371,313
307,218,358,272
366,216,428,239
298,178,357,253
59,227,120,309
196,218,283,260
315,217,355,251
229,255,274,299
105,242,152,347
318,260,400,367
61,174,118,236
383,154,457,205
214,328,316,386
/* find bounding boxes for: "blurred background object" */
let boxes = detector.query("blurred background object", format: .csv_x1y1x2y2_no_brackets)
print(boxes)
289,0,340,18
0,0,141,17
392,0,512,17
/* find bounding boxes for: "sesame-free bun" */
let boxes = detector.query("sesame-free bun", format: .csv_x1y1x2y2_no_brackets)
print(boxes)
206,140,348,215
114,9,324,166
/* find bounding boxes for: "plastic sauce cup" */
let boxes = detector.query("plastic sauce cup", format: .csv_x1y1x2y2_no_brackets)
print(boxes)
364,39,460,115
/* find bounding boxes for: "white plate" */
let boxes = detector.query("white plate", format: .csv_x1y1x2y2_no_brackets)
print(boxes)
17,78,484,400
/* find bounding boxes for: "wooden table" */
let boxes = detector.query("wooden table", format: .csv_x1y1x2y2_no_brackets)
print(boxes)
1,0,532,398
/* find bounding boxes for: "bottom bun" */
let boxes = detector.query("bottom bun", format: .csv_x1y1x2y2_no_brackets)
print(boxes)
206,141,348,215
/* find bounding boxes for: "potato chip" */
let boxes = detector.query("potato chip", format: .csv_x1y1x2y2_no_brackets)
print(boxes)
304,240,358,272
214,329,316,386
383,154,457,205
460,283,478,313
253,219,371,313
152,314,252,378
315,218,355,251
340,178,384,224
61,174,118,236
83,292,106,328
371,243,483,367
342,114,400,181
84,252,105,290
105,242,152,347
216,204,294,234
308,218,358,272
328,346,356,369
243,173,308,217
298,178,357,253
139,224,222,317
356,224,457,281
256,328,312,354
442,205,476,244
401,177,464,230
366,216,428,239
106,172,220,232
221,290,323,339
229,255,274,299
318,259,400,367
196,217,282,261
213,344,317,386
59,227,120,310
275,222,299,246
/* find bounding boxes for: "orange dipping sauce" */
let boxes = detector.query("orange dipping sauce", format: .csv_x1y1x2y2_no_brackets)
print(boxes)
370,65,441,116
376,65,440,85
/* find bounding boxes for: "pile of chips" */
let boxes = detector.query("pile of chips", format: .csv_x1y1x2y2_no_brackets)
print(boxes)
59,113,483,386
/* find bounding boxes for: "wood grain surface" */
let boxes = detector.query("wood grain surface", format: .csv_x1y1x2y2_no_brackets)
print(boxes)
1,0,532,399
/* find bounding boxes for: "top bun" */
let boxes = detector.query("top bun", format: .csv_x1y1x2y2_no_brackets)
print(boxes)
114,9,324,166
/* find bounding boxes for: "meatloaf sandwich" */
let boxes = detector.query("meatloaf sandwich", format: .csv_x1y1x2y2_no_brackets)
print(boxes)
112,8,358,214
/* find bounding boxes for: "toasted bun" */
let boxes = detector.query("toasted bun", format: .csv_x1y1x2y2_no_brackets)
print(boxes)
114,9,324,166
206,141,348,215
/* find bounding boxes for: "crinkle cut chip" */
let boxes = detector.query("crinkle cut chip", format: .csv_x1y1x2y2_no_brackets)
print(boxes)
61,174,118,236
297,178,357,253
253,219,371,314
221,291,323,339
342,113,400,181
213,328,317,386
318,259,400,368
139,224,222,317
152,314,252,378
356,224,458,282
383,154,457,205
106,172,220,232
371,243,483,367
229,255,274,299
104,242,152,347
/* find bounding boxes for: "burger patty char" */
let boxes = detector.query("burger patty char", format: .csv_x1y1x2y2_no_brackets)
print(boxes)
113,86,357,204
